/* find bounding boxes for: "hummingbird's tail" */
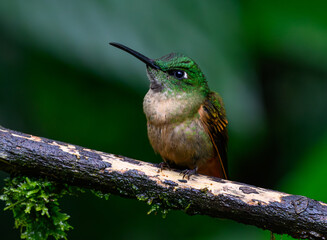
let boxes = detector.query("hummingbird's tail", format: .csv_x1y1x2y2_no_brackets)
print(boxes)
198,156,228,179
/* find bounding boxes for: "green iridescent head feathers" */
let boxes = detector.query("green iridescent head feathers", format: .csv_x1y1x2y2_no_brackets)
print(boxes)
154,53,208,93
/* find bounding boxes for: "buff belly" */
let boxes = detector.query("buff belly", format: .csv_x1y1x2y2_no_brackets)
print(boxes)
147,118,214,169
143,88,214,169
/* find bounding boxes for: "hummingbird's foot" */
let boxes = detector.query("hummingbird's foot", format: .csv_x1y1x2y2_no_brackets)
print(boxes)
181,168,198,180
158,161,170,173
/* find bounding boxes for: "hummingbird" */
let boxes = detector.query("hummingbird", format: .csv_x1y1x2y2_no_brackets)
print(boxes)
110,42,228,179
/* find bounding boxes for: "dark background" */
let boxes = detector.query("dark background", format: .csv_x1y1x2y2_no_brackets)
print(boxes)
1,1,327,239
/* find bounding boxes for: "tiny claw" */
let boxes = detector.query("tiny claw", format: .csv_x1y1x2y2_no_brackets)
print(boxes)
181,168,198,180
158,162,170,173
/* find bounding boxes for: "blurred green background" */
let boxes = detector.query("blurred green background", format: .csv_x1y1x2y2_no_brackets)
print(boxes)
1,1,327,239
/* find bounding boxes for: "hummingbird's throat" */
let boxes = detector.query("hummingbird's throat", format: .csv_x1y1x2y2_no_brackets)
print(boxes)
146,68,164,92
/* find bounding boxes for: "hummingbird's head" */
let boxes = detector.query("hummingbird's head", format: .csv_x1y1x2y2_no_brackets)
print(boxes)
110,42,209,96
147,53,209,95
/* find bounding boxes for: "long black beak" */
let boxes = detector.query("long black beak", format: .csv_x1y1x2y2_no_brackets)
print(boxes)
109,42,159,69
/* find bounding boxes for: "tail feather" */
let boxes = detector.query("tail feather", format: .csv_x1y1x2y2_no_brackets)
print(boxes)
197,156,227,179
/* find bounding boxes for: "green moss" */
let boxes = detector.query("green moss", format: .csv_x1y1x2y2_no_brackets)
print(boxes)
200,187,209,194
147,204,160,215
0,176,82,240
136,194,149,202
184,203,191,212
0,174,194,238
136,191,192,219
131,184,139,191
136,192,171,218
90,190,111,200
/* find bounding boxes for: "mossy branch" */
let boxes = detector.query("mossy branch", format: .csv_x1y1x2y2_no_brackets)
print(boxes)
0,126,326,240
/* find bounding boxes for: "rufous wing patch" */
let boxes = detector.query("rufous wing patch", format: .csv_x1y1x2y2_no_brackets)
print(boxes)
198,92,228,179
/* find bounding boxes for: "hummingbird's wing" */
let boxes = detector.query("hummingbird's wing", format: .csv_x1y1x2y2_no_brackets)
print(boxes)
199,92,228,179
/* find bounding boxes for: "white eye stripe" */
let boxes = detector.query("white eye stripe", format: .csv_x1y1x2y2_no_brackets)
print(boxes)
183,71,188,79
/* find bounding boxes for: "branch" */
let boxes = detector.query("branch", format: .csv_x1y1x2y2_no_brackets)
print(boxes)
0,126,326,240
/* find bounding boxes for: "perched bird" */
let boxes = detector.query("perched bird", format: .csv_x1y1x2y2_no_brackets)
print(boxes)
110,42,228,179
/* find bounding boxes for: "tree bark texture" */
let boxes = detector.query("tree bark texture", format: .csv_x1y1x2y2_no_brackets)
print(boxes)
0,126,326,239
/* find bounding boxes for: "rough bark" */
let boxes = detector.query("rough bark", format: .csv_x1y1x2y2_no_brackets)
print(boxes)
0,126,326,239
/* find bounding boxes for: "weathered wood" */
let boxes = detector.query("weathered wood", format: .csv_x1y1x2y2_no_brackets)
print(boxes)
0,126,326,239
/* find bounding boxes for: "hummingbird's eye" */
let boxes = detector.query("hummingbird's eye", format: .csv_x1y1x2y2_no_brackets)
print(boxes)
168,70,187,80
